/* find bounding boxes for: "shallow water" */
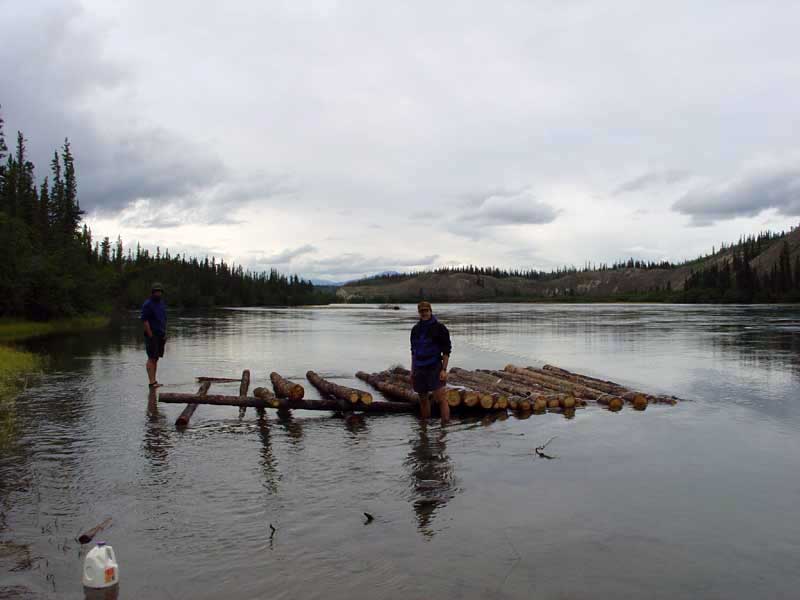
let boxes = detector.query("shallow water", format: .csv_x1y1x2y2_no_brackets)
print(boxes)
1,303,799,599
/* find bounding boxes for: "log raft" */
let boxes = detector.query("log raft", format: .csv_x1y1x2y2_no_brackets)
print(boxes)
159,392,414,414
306,371,373,406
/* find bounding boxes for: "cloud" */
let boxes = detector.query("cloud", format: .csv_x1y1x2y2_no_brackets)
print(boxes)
613,170,691,195
446,189,559,239
672,162,800,225
249,252,440,279
0,1,282,221
256,244,317,264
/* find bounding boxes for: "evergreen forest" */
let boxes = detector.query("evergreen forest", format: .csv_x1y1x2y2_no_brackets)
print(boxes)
0,108,330,320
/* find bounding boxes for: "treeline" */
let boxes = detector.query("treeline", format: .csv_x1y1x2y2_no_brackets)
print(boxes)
683,237,800,302
353,258,677,287
0,108,331,320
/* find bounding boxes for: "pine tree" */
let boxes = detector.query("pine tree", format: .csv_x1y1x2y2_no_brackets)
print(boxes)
61,139,82,235
0,105,7,184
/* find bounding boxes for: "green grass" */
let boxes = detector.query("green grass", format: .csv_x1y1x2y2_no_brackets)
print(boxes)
0,345,41,449
0,315,110,342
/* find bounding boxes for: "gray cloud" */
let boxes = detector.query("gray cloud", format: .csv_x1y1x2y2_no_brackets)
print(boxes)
613,170,691,195
248,252,440,279
256,244,317,264
446,189,559,239
672,163,800,225
0,1,282,220
459,190,559,226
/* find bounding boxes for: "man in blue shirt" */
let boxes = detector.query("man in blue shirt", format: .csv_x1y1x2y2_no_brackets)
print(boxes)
410,301,452,425
141,282,167,388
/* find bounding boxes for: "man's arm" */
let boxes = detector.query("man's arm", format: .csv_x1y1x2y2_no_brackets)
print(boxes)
440,353,450,381
143,320,153,338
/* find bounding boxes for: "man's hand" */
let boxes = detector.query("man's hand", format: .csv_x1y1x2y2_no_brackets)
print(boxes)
439,369,448,382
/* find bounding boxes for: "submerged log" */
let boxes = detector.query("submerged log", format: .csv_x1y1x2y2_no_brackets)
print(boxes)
270,372,305,401
238,369,251,418
196,376,241,383
160,392,413,413
355,371,420,404
175,381,211,428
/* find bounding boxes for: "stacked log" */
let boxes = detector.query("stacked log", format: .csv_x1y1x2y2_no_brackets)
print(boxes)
542,364,678,406
270,372,305,401
355,371,420,404
479,369,586,411
175,381,211,428
306,371,373,406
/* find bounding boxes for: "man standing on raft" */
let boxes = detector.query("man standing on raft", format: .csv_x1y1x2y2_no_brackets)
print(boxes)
141,282,167,388
410,301,451,425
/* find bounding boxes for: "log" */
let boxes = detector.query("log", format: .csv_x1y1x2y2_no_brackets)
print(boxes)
176,381,211,428
492,395,509,410
542,364,678,405
270,372,305,401
446,388,462,407
196,377,241,383
502,365,605,400
355,371,419,404
462,390,480,408
160,392,413,413
306,371,372,405
450,368,533,399
479,393,494,410
77,517,112,544
238,369,250,418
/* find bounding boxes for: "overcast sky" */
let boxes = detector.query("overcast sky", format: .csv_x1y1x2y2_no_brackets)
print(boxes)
2,0,800,281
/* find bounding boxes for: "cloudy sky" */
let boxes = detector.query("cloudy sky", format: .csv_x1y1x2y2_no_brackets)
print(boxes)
2,1,800,281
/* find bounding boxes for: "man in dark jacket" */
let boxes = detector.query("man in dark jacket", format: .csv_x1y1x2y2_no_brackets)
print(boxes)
141,282,167,388
410,300,451,424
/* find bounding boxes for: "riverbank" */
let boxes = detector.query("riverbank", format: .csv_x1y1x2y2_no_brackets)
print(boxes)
0,315,111,342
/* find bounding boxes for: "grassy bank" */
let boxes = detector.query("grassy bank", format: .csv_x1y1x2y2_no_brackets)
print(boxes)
0,315,110,342
0,316,110,448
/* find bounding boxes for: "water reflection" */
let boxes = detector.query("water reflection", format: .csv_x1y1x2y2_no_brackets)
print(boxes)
256,419,279,495
141,391,172,478
405,424,456,538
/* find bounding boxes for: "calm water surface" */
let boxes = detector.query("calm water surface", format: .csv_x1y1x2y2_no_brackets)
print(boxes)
1,303,799,599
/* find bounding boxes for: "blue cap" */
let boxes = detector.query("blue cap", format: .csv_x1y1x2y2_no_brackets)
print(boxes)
97,541,106,547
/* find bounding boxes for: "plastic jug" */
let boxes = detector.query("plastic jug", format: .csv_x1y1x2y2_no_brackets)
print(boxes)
82,542,119,589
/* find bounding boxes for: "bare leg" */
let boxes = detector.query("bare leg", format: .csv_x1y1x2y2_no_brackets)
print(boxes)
434,387,449,425
419,392,431,420
147,358,158,385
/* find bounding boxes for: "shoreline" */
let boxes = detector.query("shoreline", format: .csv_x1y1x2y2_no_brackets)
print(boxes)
0,315,111,343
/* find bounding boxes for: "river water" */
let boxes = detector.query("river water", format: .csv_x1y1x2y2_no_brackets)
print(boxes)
1,303,799,599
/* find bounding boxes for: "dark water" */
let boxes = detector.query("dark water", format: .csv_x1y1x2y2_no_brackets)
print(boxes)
1,304,799,599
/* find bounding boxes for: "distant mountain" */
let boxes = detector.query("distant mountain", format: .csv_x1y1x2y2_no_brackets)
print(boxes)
310,278,345,287
337,227,800,303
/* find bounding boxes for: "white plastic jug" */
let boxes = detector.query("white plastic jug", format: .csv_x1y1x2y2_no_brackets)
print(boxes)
82,542,119,589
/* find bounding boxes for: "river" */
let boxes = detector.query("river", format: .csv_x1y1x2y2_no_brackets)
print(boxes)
1,303,799,599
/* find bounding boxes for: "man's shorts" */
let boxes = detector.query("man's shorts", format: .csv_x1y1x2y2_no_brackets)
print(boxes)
412,361,445,394
145,335,166,360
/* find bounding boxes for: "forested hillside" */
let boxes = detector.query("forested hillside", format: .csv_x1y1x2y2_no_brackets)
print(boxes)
340,228,800,303
0,108,330,320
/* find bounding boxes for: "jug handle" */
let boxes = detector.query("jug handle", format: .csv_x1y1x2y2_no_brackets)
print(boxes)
106,547,116,562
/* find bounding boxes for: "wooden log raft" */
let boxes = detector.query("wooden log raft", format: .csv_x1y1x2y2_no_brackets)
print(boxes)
355,371,419,404
176,381,211,428
159,392,412,413
270,372,305,401
238,370,251,418
306,371,373,406
542,364,677,406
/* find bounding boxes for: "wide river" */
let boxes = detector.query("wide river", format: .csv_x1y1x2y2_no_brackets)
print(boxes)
1,303,799,599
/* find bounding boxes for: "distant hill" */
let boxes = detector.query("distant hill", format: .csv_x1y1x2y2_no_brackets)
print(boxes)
337,227,800,303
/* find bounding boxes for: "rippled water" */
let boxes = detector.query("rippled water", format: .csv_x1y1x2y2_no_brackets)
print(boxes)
1,303,799,599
